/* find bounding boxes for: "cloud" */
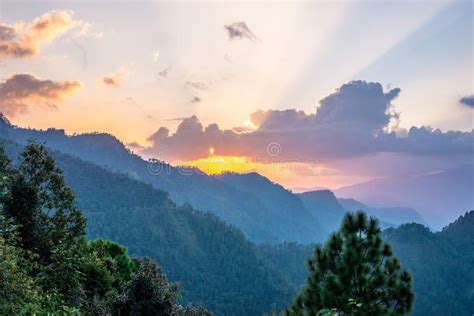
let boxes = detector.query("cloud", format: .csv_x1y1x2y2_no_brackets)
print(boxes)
0,10,99,59
190,96,202,103
224,21,258,42
140,81,473,163
0,73,81,118
459,95,474,108
315,81,400,132
185,81,208,90
126,141,146,152
157,67,171,78
100,68,127,87
73,21,103,39
0,24,16,41
124,96,139,106
164,117,188,122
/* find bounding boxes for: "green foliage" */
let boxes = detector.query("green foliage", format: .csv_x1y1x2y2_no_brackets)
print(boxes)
385,214,474,315
287,211,414,316
113,257,181,315
0,214,39,314
113,257,213,316
0,211,78,315
1,143,87,306
86,239,136,289
0,143,211,315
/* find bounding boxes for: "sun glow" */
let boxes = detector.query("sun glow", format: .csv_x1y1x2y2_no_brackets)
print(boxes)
177,152,333,188
180,155,257,175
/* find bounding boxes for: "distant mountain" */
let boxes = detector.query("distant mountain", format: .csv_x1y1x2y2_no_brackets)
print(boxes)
2,139,297,315
338,198,425,227
335,168,474,229
297,190,346,234
440,211,474,258
217,173,326,242
0,120,324,244
385,211,474,315
290,186,328,193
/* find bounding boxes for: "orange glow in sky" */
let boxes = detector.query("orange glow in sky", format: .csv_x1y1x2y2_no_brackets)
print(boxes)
179,154,254,175
176,151,361,189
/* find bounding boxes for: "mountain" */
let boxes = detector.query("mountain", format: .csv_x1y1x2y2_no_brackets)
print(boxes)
217,173,326,242
0,121,324,244
440,211,474,261
2,139,297,315
385,211,474,316
290,186,328,193
297,190,346,234
335,168,474,229
337,198,425,227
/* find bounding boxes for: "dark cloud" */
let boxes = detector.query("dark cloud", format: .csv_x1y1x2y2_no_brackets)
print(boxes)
0,73,81,118
232,126,254,133
140,80,473,161
224,21,258,42
0,24,16,41
157,67,171,78
459,95,474,108
190,96,202,103
144,116,242,160
314,81,400,132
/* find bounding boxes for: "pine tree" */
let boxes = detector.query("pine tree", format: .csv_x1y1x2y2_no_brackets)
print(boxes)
287,211,413,316
3,142,86,258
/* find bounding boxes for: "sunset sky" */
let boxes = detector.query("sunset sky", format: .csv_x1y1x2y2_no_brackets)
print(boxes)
1,0,472,189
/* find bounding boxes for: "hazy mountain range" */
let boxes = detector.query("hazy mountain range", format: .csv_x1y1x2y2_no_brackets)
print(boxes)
1,115,455,238
336,168,473,229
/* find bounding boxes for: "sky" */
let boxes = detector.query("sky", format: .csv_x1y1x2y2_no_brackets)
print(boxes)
0,0,473,190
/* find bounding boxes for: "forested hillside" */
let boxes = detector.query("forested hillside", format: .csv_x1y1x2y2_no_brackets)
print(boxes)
217,173,326,242
2,138,298,315
0,142,212,315
385,212,474,315
0,119,324,244
297,190,347,233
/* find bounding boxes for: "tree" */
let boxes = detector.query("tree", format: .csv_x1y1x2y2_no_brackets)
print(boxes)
287,211,414,316
113,257,181,315
0,172,78,315
113,257,212,316
80,239,136,308
0,170,38,314
2,142,87,306
3,142,86,259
